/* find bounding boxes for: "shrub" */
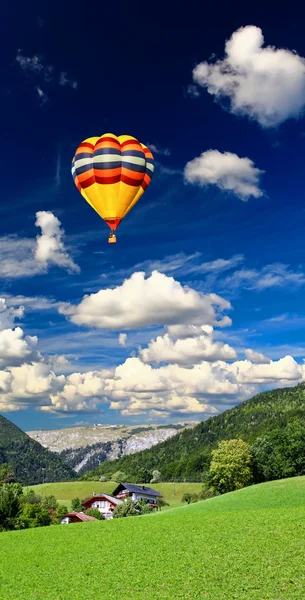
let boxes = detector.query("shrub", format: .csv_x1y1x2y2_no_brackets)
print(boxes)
86,509,105,520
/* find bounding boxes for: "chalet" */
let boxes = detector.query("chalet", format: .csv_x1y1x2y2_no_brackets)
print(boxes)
81,493,123,520
60,511,97,524
111,483,162,508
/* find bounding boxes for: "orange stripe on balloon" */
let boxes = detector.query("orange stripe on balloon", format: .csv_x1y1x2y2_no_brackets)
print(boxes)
77,169,95,183
95,140,121,151
93,167,121,177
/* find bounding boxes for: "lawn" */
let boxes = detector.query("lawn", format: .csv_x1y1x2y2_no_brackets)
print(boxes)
27,481,203,510
2,476,305,599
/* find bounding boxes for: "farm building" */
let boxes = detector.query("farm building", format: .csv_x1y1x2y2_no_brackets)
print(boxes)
111,483,162,508
81,493,123,519
60,511,98,524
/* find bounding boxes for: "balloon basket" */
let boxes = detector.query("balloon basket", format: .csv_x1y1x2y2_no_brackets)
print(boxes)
108,233,117,244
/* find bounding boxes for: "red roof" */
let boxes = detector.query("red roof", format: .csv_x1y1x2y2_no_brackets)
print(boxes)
62,511,97,522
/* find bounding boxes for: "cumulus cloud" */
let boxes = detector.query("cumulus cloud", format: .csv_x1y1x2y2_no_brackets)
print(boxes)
192,25,305,128
59,270,232,330
118,333,127,347
184,150,264,200
244,348,271,364
35,211,79,273
0,299,24,329
139,327,237,365
0,299,40,369
0,212,79,279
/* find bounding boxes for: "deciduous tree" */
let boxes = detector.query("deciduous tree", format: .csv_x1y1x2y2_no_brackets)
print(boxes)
209,439,253,494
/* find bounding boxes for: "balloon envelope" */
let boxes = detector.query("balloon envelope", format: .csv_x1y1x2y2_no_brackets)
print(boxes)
71,133,154,232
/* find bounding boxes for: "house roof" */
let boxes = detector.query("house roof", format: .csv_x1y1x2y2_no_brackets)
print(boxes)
62,511,97,522
82,493,123,506
112,482,162,497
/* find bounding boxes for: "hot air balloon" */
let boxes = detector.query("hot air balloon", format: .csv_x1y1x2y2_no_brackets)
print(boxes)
71,133,154,243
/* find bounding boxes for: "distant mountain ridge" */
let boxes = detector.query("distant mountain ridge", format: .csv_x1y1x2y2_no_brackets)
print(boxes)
0,414,76,485
27,422,198,475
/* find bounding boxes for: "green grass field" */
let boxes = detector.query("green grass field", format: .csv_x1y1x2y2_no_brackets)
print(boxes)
27,481,203,510
2,476,305,599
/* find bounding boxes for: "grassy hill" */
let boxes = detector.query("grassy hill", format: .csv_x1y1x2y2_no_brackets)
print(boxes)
84,382,305,482
0,415,76,485
27,481,203,510
2,476,305,599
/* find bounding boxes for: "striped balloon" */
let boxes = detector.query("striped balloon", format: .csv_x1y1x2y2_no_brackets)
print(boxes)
71,133,154,238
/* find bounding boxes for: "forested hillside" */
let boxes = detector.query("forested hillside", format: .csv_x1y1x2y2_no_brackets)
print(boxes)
84,383,305,482
0,415,76,485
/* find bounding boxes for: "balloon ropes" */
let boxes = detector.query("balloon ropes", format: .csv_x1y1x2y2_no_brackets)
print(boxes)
71,133,155,243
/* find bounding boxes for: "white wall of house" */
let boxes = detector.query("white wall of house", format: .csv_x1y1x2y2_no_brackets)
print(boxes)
61,517,70,524
90,499,111,511
131,492,157,503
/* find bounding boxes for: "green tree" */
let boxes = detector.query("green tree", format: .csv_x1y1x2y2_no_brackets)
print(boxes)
150,469,161,483
19,503,51,528
56,505,69,524
0,463,16,484
111,471,127,483
99,475,108,482
42,495,58,510
22,489,42,505
156,497,169,511
0,483,23,531
182,493,192,504
112,498,139,518
209,439,253,494
86,508,105,520
71,497,83,512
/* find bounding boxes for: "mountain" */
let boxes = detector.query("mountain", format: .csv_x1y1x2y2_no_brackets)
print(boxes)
27,422,198,475
0,414,76,485
83,383,305,482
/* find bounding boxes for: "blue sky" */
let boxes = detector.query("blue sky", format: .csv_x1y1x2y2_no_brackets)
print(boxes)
2,2,305,431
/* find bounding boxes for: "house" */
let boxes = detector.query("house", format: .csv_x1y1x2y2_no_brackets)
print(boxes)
111,482,162,508
81,493,123,520
60,511,98,524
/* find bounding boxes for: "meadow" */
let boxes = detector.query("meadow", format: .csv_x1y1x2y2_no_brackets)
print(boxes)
1,476,305,599
27,481,203,510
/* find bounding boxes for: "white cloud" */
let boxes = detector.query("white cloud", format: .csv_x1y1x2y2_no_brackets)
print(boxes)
0,299,40,369
15,53,77,98
146,143,171,156
59,72,78,89
192,25,305,127
244,348,271,364
16,53,51,77
0,299,24,329
123,252,244,279
224,263,305,291
139,327,237,365
3,295,57,312
0,212,79,279
59,270,232,330
118,333,127,347
184,150,264,200
35,211,80,273
36,86,48,105
228,355,302,384
166,324,209,339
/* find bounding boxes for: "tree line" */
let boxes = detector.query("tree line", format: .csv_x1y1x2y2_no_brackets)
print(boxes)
81,384,305,484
